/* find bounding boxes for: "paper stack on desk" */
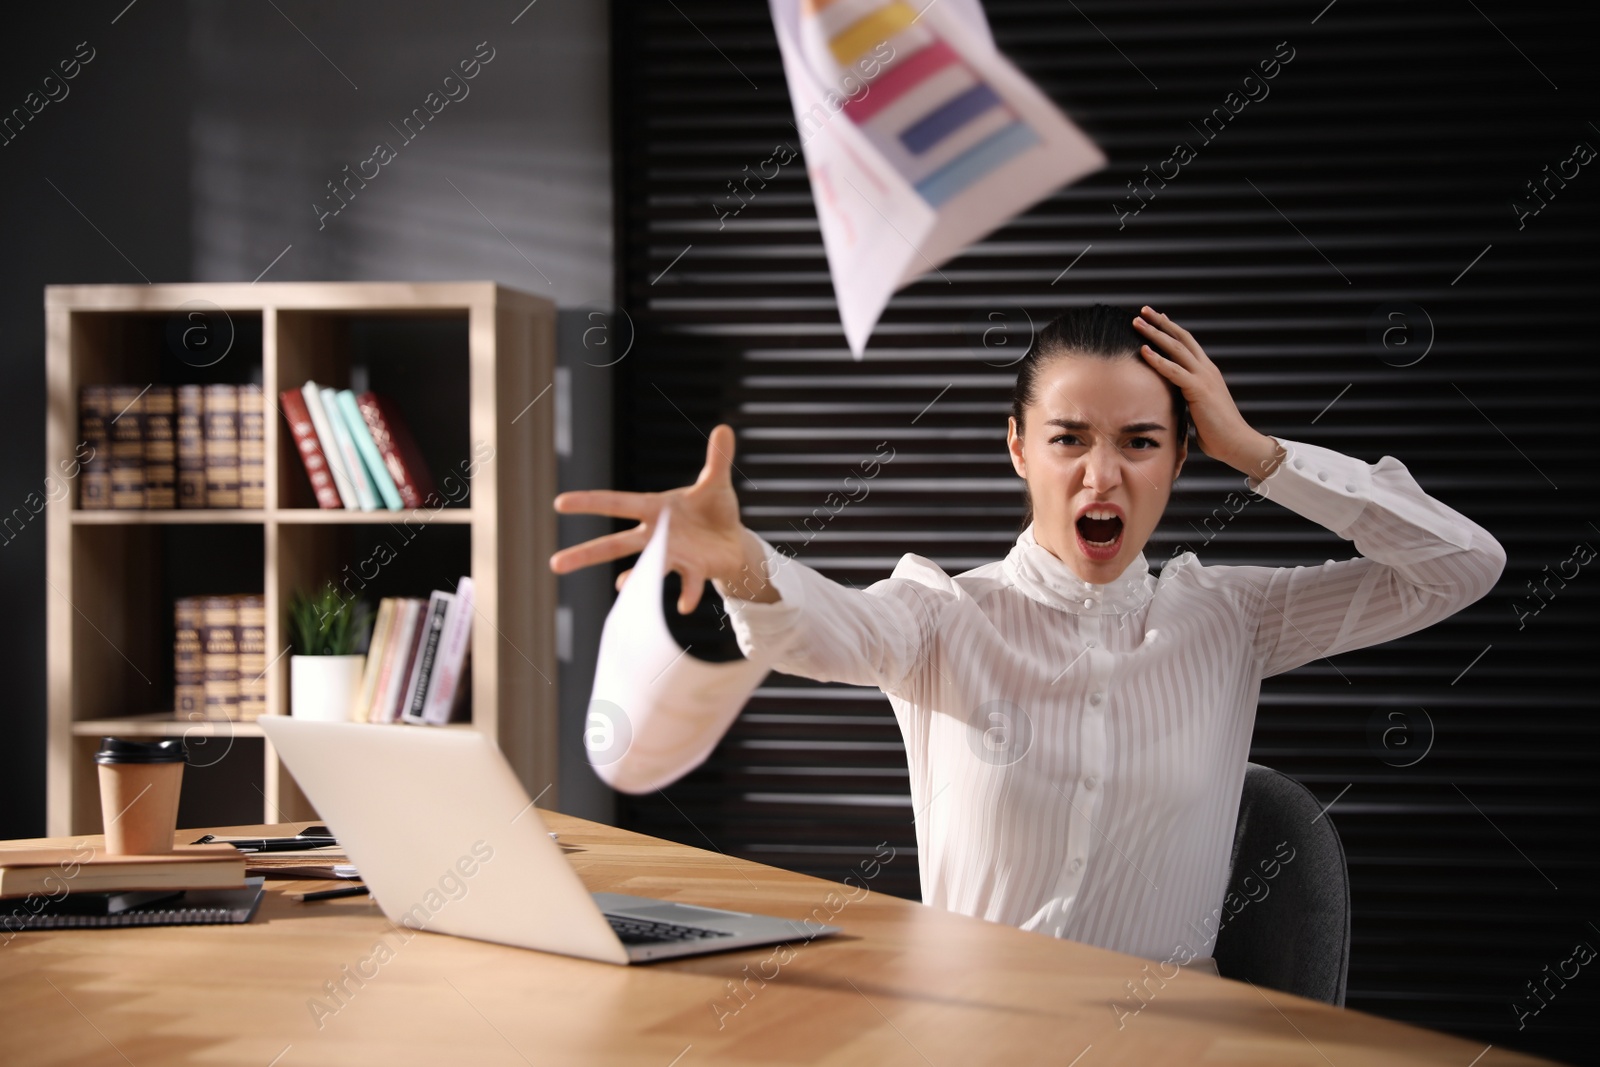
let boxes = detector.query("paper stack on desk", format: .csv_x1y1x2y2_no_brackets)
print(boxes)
769,0,1107,356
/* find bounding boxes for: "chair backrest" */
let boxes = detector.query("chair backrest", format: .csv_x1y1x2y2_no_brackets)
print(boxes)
1212,762,1350,1006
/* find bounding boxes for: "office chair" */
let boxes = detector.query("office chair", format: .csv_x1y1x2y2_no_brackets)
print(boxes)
1212,762,1351,1006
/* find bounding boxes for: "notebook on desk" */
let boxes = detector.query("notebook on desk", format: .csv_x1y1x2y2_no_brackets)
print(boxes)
3,878,265,931
258,716,839,964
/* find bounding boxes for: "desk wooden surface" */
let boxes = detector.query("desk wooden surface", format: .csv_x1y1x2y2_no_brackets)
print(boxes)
0,813,1559,1067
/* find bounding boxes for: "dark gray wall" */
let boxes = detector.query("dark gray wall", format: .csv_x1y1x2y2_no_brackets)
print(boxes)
0,0,614,838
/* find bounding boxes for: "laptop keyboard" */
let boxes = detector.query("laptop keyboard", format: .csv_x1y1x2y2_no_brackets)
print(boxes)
604,913,735,945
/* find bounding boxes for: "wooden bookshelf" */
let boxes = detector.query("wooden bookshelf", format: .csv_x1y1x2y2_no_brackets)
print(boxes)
45,282,558,836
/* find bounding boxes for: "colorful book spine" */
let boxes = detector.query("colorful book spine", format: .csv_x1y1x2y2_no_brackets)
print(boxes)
279,389,342,509
400,591,453,724
141,386,176,509
176,385,207,508
421,577,474,725
350,598,398,722
320,386,377,510
200,595,241,720
78,386,112,509
173,597,206,717
202,385,240,509
301,382,359,509
236,594,266,721
335,389,402,510
108,386,146,509
355,392,437,510
372,599,425,724
237,385,265,510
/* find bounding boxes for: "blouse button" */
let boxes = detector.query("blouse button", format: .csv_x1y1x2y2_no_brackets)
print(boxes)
1317,470,1329,482
1085,776,1099,790
1346,484,1357,493
1293,458,1304,470
1085,639,1097,648
1083,598,1095,609
1069,857,1084,873
1089,692,1104,705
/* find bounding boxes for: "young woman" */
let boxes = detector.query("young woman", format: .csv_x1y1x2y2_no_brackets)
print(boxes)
549,303,1506,972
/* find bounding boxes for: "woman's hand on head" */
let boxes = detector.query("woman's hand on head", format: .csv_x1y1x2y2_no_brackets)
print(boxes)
1132,306,1285,481
548,423,769,613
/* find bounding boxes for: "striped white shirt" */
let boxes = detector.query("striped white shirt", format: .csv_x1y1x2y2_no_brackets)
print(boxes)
706,436,1506,962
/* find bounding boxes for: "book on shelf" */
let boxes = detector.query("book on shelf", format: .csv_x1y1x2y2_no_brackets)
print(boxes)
280,382,436,511
319,385,378,510
367,598,423,724
78,385,112,509
0,844,247,899
349,597,397,721
108,385,145,509
356,391,438,509
236,594,267,721
354,583,472,726
77,383,267,510
399,590,453,724
202,384,240,509
174,597,206,716
238,384,265,510
176,384,206,507
300,382,359,508
279,388,342,509
200,596,240,720
421,577,474,725
336,388,403,510
177,593,266,722
142,386,176,509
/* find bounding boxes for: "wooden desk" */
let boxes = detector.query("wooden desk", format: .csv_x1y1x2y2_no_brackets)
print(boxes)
0,814,1560,1067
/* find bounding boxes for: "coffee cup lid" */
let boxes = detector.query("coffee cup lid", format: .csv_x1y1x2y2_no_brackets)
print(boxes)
95,737,188,765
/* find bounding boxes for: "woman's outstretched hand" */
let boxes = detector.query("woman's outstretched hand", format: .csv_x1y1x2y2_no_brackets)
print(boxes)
1132,305,1286,481
548,423,775,613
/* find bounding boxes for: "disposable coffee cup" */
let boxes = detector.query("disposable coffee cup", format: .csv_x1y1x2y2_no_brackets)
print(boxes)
95,737,187,855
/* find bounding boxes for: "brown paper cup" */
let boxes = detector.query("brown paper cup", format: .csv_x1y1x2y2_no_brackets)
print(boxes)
98,761,184,855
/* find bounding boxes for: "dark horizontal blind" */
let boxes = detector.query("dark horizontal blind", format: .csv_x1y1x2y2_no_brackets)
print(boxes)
610,2,1599,1060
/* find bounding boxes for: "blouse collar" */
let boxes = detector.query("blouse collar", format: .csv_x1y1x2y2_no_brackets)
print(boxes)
1002,522,1156,616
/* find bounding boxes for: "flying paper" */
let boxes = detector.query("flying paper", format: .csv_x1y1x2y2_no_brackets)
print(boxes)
585,509,771,794
770,0,1107,357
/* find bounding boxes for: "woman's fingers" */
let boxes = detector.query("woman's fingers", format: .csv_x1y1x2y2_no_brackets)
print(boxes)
696,423,737,488
1140,306,1211,364
553,488,654,519
675,563,706,615
1133,314,1195,366
614,567,632,592
549,523,651,574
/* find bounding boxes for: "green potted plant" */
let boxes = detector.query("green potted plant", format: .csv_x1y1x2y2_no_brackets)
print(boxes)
288,588,372,722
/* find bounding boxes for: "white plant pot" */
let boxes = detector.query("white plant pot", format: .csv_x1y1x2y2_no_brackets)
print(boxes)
290,655,366,722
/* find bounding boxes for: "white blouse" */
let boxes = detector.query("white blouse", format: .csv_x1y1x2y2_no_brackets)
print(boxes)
696,437,1506,962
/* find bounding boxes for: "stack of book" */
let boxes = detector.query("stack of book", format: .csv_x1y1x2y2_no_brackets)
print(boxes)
0,845,247,899
280,382,436,511
0,846,259,930
79,384,265,509
175,594,267,721
351,577,474,725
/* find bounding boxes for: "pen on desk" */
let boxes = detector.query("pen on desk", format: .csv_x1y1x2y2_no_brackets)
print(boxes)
294,884,371,903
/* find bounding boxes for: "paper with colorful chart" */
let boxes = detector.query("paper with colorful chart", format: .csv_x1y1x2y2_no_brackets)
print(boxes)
770,0,1107,357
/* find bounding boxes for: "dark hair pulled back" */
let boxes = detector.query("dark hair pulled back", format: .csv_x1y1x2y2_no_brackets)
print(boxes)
1009,303,1190,526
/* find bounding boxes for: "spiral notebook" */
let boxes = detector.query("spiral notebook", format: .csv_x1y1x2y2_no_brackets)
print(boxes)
6,877,265,930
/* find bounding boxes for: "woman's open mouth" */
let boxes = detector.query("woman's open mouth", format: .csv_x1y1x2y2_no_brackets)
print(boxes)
1075,510,1124,562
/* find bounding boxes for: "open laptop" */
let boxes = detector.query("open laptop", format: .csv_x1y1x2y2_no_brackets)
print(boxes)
258,716,838,964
